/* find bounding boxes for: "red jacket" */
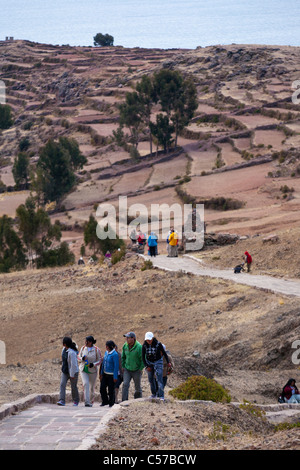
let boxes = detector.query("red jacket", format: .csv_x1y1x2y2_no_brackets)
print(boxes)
245,252,252,263
284,385,299,400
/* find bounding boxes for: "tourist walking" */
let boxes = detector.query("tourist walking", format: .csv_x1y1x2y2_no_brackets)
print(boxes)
121,331,144,401
244,251,252,272
78,336,102,407
130,228,137,245
168,229,178,257
166,230,171,256
114,344,123,404
57,337,80,406
154,344,174,395
162,344,174,389
100,341,119,407
142,332,171,401
148,232,158,257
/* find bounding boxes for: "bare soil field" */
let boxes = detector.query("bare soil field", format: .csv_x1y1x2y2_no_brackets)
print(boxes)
1,245,300,450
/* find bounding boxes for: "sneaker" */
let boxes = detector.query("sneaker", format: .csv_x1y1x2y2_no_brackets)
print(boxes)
149,395,157,399
85,403,93,407
73,402,79,406
57,401,65,406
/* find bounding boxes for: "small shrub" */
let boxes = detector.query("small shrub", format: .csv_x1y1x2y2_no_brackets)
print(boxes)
169,375,231,403
18,137,30,152
23,121,33,130
141,259,153,271
280,185,294,194
208,421,232,441
36,242,75,268
239,400,266,419
111,246,126,265
275,422,300,431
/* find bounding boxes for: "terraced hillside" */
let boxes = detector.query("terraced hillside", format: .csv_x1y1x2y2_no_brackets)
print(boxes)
1,41,300,256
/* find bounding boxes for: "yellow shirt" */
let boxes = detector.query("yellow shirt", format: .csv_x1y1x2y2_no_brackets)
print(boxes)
168,231,178,246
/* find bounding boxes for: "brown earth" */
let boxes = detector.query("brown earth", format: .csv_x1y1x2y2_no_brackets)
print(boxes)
1,40,300,450
1,41,300,247
1,241,300,449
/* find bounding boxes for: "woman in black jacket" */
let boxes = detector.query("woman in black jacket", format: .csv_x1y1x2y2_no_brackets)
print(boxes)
142,332,171,401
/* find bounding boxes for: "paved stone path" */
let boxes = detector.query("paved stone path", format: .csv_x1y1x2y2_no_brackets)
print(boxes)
142,254,300,298
0,402,118,450
1,255,299,450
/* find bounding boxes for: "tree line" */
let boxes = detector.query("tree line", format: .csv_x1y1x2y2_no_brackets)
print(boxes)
0,134,87,272
114,68,198,157
0,67,198,272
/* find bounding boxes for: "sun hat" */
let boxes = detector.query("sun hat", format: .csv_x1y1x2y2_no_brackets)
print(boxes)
145,332,154,341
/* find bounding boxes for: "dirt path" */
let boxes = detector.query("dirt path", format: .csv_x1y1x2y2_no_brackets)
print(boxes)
141,254,300,298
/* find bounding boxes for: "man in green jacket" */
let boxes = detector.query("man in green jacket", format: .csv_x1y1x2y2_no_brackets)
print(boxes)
121,331,144,401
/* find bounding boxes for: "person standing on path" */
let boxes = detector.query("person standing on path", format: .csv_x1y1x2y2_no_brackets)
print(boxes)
121,332,144,402
148,232,158,257
100,341,119,407
57,337,80,407
78,336,102,407
168,229,178,257
142,332,171,401
244,251,252,272
162,344,174,389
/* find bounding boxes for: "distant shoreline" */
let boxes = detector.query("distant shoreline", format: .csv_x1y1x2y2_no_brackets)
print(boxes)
1,38,300,51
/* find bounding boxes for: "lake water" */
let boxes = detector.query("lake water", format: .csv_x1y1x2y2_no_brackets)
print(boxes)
1,0,300,49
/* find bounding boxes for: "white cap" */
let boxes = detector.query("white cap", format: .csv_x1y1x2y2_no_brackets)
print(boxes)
145,332,154,341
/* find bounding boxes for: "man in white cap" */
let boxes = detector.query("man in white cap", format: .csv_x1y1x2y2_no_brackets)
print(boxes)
142,332,171,401
121,331,144,401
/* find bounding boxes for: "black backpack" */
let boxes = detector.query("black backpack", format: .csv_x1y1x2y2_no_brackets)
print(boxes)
234,265,243,273
278,394,285,404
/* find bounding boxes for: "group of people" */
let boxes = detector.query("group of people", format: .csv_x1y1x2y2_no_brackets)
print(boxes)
58,331,174,408
234,251,253,274
129,227,179,258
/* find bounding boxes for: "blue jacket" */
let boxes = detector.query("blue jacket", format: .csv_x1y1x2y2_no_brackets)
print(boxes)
101,349,119,380
148,232,158,247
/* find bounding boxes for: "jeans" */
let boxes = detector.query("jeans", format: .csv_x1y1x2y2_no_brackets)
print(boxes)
147,358,164,398
285,394,300,404
59,372,79,404
122,369,142,401
100,373,115,406
80,371,98,405
149,246,156,257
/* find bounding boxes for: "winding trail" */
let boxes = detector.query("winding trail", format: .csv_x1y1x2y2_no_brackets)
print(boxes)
1,255,300,450
141,254,300,298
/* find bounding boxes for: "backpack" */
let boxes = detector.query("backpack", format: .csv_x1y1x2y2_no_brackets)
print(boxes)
234,264,244,273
